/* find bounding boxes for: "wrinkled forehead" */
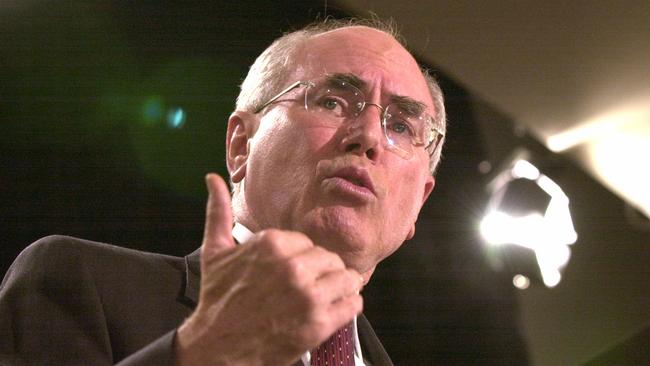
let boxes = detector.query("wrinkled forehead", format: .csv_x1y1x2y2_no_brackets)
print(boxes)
291,26,435,112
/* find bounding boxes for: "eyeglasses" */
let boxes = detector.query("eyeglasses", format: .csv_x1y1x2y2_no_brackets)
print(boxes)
254,75,444,160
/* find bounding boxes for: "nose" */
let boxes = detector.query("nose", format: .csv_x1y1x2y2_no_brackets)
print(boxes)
340,103,385,161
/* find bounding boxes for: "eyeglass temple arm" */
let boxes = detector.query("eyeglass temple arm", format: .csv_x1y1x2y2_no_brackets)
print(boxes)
426,127,445,151
253,81,311,114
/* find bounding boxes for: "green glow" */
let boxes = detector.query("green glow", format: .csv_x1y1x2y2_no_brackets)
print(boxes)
142,97,164,124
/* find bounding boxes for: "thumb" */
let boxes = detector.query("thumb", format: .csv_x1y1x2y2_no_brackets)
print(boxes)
201,173,235,260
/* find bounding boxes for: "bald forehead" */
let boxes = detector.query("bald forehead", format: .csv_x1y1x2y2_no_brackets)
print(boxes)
314,26,398,47
308,26,413,63
296,26,434,112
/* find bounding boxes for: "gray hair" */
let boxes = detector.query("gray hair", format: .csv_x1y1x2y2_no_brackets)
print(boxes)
236,18,446,175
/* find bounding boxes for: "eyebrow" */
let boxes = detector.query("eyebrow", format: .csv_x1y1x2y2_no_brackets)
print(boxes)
325,73,367,90
389,95,426,116
325,73,427,116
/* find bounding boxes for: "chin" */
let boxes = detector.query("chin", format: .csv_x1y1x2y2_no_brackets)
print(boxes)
298,206,390,267
342,252,380,275
308,224,377,269
311,227,368,254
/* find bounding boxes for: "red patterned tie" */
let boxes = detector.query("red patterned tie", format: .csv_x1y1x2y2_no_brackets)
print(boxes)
310,322,355,366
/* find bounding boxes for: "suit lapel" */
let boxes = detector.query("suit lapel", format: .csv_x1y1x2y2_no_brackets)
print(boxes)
182,248,201,306
181,234,240,306
357,314,394,366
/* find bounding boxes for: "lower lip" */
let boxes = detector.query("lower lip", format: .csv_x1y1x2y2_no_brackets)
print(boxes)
322,177,375,202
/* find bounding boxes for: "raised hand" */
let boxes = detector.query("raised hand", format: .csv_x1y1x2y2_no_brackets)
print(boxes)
175,174,364,366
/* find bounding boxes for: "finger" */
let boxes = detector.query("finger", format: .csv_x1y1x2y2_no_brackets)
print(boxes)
325,293,364,336
313,268,364,304
202,173,235,260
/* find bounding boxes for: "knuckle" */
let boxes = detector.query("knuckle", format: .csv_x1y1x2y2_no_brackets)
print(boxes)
257,228,280,243
305,286,324,307
257,229,284,255
296,285,321,310
312,244,329,255
314,246,344,267
330,254,346,269
293,231,312,245
283,256,306,282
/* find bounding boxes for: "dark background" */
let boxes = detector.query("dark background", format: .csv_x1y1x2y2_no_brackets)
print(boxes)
3,1,646,365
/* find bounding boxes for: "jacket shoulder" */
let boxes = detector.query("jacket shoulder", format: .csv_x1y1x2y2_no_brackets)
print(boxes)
2,235,186,296
14,234,181,269
0,236,190,364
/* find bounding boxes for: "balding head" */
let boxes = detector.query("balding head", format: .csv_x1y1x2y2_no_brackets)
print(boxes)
226,18,443,276
235,18,446,174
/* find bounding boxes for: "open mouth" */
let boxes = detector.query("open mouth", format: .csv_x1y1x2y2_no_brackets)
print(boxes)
329,166,375,195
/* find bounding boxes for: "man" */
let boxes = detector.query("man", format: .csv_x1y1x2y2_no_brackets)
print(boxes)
0,18,445,365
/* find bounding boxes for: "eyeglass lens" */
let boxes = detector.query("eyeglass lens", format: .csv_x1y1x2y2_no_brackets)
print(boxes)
303,78,435,158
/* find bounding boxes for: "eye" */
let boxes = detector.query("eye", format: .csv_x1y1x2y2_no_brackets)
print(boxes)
316,95,349,117
385,117,415,137
389,121,408,134
322,98,340,111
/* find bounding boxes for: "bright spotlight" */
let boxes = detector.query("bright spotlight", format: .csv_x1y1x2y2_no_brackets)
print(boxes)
512,274,530,290
481,155,577,288
511,159,540,180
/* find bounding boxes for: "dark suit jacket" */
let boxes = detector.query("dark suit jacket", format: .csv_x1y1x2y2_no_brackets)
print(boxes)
0,235,393,365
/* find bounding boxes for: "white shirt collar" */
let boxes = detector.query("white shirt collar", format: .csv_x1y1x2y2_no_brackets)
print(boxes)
232,222,254,243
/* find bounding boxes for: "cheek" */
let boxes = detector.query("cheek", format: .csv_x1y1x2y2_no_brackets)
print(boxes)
247,111,338,195
259,108,339,154
386,170,426,224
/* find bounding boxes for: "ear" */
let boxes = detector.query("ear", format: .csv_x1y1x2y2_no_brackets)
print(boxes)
406,175,436,240
226,111,257,184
